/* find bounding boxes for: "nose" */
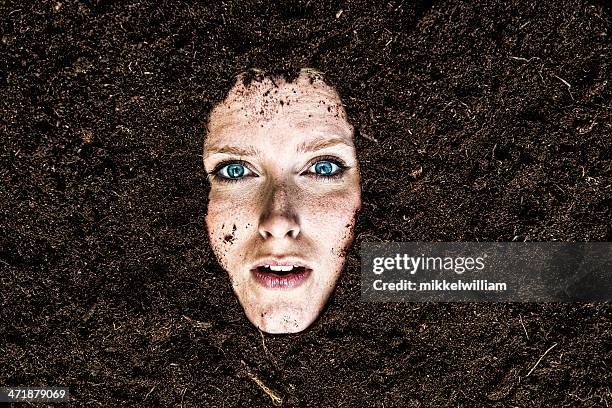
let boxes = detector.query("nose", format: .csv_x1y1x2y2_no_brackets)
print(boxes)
258,180,301,240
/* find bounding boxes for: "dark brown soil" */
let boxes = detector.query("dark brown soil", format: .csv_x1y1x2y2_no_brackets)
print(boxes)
1,0,610,406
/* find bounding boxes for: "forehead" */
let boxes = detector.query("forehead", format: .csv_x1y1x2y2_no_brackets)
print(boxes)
206,73,353,148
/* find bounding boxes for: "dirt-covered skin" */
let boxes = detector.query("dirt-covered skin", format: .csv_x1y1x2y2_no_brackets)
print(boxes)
1,0,610,406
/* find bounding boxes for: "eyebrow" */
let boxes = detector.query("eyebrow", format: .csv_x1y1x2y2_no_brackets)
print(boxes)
296,137,353,153
204,145,260,156
204,137,352,158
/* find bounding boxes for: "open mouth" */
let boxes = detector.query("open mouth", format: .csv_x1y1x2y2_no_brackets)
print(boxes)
251,263,312,289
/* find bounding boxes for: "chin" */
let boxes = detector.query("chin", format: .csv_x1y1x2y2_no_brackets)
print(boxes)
248,304,319,334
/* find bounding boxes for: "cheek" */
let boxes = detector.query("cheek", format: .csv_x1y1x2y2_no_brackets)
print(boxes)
205,190,257,265
302,188,360,254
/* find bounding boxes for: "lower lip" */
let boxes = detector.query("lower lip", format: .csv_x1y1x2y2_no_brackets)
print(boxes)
251,268,312,289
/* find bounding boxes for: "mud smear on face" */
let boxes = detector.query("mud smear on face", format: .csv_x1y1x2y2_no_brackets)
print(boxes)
223,224,238,244
221,69,347,125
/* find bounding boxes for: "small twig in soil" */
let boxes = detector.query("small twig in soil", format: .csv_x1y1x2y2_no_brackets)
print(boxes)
241,360,283,406
519,314,529,340
509,56,541,63
259,329,275,361
552,74,574,100
144,386,156,401
360,130,379,143
527,343,558,377
182,315,212,329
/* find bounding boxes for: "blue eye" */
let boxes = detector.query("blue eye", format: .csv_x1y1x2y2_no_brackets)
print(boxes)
308,160,342,176
217,163,252,179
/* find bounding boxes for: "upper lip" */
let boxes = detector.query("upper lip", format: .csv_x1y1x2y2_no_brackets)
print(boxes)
251,258,310,270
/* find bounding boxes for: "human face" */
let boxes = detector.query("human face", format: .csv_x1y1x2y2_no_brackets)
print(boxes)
203,70,361,334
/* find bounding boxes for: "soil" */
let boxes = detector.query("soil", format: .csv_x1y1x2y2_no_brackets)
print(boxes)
1,0,610,406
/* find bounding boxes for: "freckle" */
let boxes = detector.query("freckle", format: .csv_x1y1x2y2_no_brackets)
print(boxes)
232,224,237,231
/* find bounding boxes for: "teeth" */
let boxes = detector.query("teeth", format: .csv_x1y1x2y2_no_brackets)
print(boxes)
269,265,294,272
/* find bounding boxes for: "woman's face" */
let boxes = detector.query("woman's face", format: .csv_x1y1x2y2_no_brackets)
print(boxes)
203,70,361,333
